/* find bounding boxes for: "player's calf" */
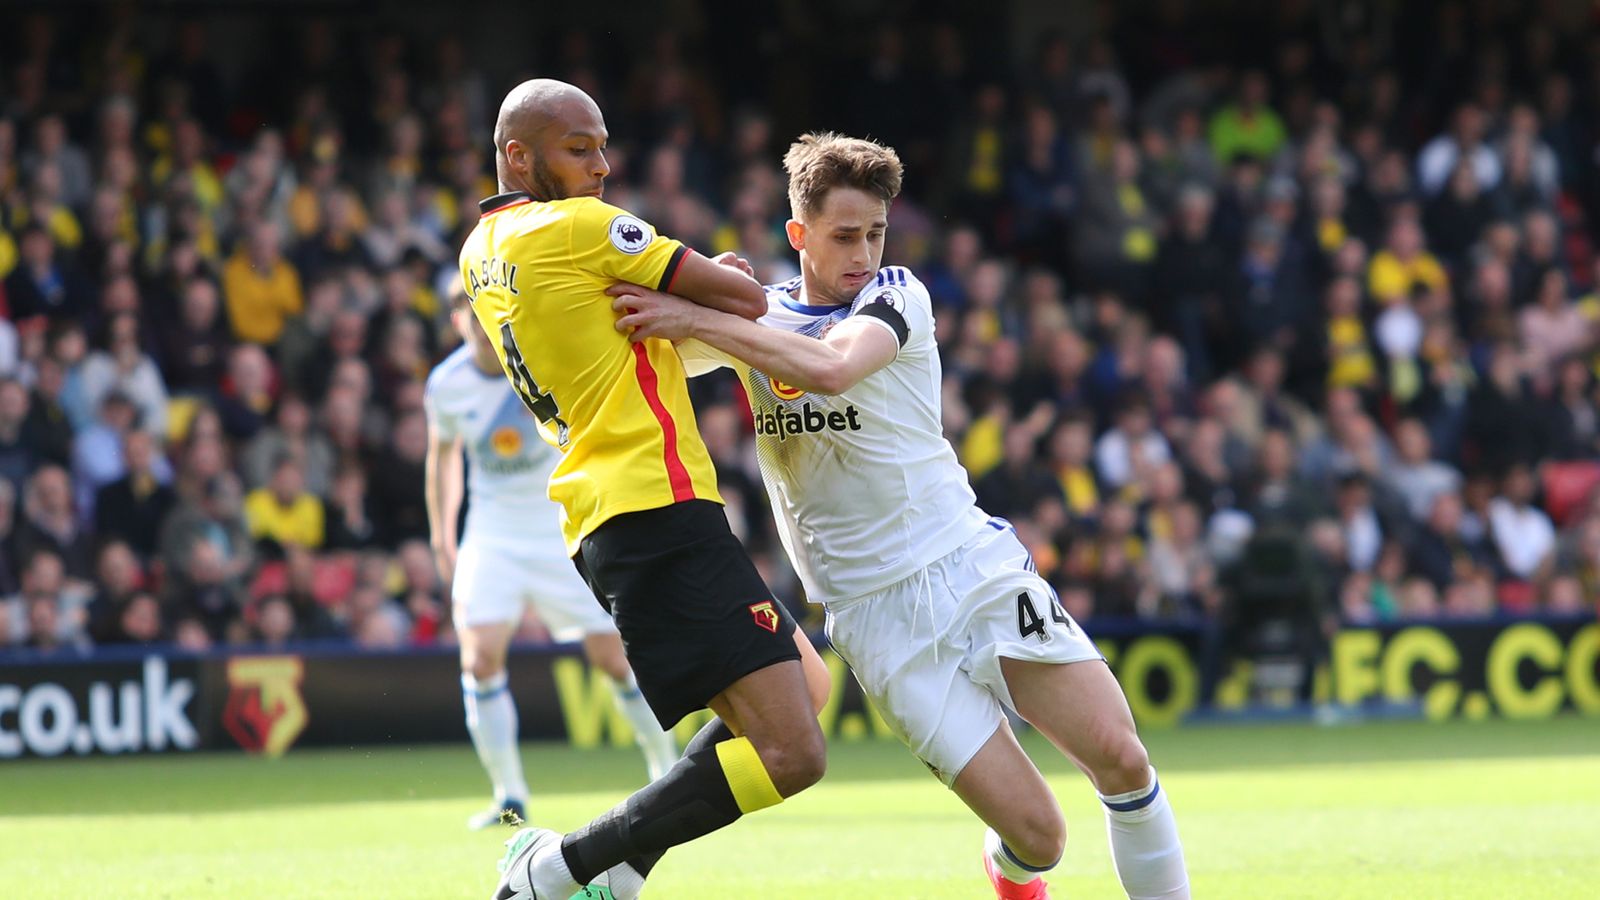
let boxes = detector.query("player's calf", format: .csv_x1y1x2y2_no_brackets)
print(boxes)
538,661,823,896
997,659,1189,899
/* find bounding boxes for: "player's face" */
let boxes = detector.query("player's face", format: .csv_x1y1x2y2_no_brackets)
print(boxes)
527,100,610,201
788,187,887,305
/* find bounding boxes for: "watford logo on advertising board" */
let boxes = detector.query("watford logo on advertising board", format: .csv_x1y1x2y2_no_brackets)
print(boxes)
223,656,308,758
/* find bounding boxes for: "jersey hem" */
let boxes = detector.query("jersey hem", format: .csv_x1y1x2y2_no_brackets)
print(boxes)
800,513,990,609
564,492,726,557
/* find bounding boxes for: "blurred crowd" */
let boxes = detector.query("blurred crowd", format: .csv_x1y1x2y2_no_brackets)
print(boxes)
3,1,1600,658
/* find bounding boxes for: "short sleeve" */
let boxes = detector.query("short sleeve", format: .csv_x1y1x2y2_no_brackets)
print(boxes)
422,379,458,442
568,198,689,291
849,267,934,357
675,338,734,377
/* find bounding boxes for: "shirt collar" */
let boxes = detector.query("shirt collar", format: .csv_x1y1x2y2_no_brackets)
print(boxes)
478,191,533,215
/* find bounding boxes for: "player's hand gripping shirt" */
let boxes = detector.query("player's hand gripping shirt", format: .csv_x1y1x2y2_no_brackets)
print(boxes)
682,266,988,603
459,192,721,553
423,345,561,542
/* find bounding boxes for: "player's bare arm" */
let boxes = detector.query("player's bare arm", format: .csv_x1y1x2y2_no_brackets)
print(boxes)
655,248,767,319
610,286,898,395
423,424,465,586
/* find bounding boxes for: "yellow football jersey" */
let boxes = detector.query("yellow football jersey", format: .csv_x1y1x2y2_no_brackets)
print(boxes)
459,191,722,553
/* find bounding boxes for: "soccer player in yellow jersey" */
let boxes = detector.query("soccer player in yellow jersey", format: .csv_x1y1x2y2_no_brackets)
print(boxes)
459,80,829,900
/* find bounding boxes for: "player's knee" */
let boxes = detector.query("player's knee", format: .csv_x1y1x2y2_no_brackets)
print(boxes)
1010,807,1067,868
1095,736,1152,795
759,726,827,796
582,633,632,682
463,651,505,683
592,649,631,683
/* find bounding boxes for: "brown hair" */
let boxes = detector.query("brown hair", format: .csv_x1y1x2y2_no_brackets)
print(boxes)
783,132,904,221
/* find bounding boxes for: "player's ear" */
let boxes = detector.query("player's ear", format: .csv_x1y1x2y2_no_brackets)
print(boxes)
785,219,805,252
503,139,528,176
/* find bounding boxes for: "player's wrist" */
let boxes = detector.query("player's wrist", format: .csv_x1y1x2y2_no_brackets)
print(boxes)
685,308,718,342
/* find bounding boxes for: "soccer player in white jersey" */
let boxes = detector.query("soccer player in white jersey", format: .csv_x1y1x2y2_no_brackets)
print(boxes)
610,134,1190,899
425,289,677,830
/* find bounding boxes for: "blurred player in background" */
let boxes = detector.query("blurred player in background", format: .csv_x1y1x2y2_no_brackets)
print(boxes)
424,289,678,831
613,133,1191,900
459,80,830,899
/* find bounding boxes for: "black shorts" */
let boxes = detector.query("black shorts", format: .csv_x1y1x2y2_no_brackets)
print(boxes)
573,499,800,728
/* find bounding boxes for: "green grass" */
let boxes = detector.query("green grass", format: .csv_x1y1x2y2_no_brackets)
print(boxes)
3,717,1598,898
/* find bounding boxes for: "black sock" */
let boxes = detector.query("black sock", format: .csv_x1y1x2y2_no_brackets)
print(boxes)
561,716,742,885
622,716,733,878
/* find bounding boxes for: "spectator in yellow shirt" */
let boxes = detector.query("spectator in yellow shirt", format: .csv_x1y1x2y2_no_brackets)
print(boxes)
1325,276,1378,389
1047,414,1101,519
223,221,303,346
244,453,324,551
149,119,225,215
20,163,84,250
1367,216,1447,305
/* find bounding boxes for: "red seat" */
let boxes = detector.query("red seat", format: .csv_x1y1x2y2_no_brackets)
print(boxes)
1542,461,1600,527
310,555,358,606
249,561,289,600
1496,580,1537,614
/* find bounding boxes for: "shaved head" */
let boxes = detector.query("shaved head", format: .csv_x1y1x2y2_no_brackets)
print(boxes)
493,79,596,155
492,79,609,201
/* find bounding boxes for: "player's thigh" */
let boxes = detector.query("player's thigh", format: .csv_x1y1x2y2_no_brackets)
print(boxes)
824,590,1007,789
793,628,832,715
453,539,524,679
957,527,1104,710
452,538,528,635
581,631,631,682
1001,656,1150,796
577,500,805,733
951,718,1066,866
943,526,1148,790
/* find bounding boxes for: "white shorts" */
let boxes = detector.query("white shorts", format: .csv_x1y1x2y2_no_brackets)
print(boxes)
823,521,1102,787
452,534,616,639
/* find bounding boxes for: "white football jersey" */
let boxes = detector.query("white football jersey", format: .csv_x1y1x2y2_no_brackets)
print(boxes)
423,346,563,543
684,266,988,604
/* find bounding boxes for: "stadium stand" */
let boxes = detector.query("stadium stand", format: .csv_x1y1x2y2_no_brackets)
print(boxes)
1,1,1599,676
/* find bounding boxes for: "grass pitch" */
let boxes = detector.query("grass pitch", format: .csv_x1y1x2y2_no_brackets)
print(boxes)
3,716,1597,898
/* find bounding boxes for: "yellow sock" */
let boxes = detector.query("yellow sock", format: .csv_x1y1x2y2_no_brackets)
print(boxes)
714,736,783,813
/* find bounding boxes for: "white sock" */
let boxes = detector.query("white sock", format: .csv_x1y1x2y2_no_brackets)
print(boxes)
462,672,529,803
604,861,646,899
614,674,677,781
1099,767,1190,900
985,827,1054,884
528,840,581,899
